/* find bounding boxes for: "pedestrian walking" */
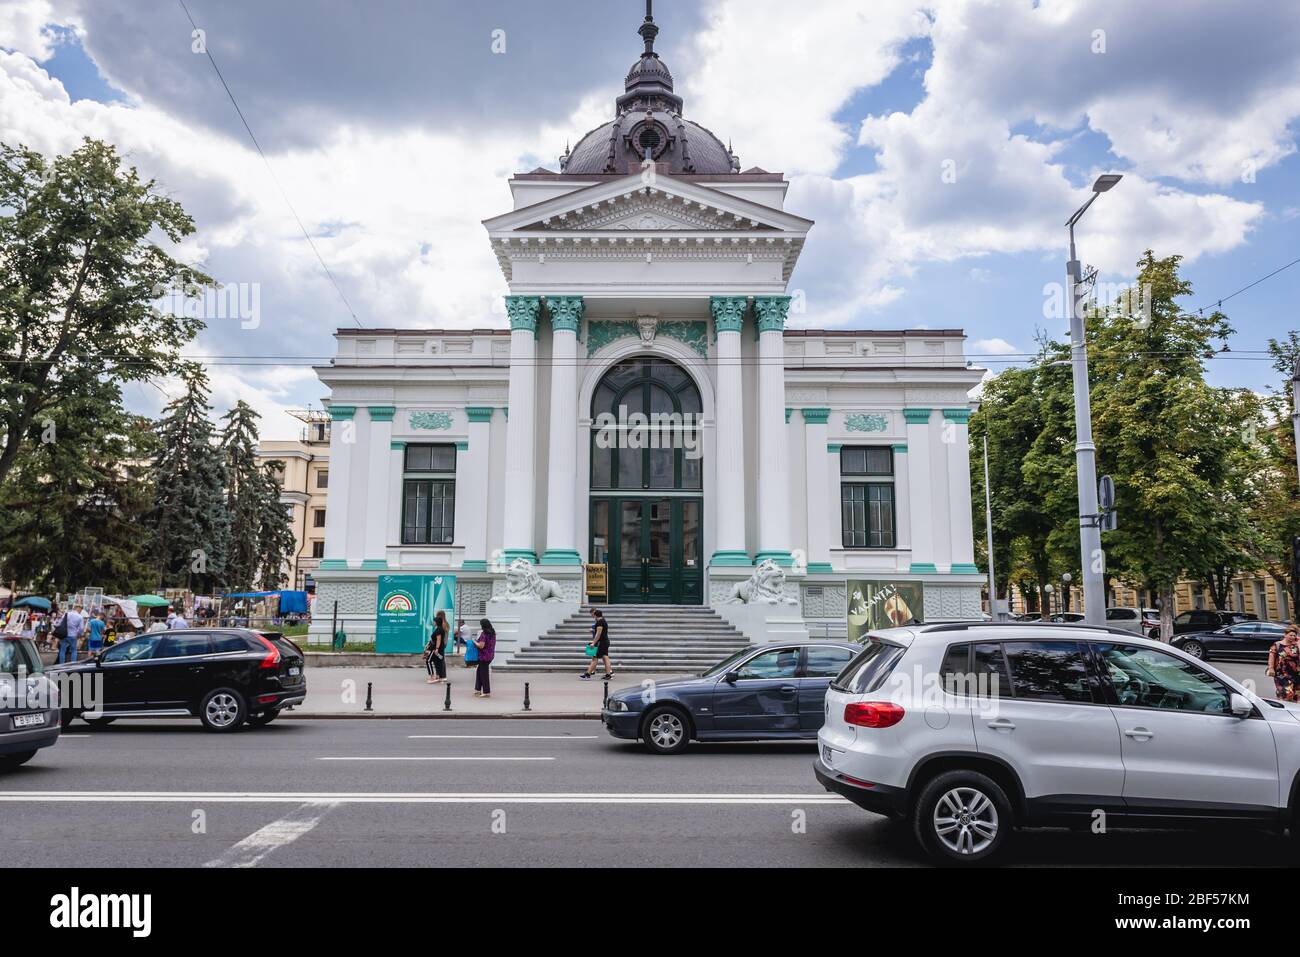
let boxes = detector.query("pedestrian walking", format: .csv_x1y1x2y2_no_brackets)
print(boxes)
581,607,613,680
425,611,448,684
55,604,84,664
464,619,479,669
86,611,107,657
472,619,496,698
1267,624,1300,702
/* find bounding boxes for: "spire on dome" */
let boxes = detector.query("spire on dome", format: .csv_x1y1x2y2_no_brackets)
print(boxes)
639,0,658,56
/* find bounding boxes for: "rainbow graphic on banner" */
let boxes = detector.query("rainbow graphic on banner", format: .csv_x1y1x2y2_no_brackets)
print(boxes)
382,592,414,613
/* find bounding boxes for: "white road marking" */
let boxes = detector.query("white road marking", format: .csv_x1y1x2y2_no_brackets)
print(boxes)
0,790,848,805
56,734,90,739
203,801,338,868
318,756,556,762
406,735,598,740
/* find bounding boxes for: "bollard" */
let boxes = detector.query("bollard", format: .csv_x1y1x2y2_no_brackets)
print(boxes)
602,676,610,708
365,682,373,712
523,681,531,712
443,681,452,712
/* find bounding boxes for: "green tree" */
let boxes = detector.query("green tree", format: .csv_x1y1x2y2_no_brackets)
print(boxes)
147,365,228,591
1089,251,1257,636
0,138,210,488
219,400,295,591
0,380,157,592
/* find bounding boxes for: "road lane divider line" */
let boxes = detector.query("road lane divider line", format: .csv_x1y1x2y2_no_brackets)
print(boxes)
0,791,847,805
318,756,557,762
406,735,599,740
203,801,338,869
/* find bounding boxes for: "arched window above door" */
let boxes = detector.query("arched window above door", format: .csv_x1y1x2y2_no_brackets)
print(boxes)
590,357,702,491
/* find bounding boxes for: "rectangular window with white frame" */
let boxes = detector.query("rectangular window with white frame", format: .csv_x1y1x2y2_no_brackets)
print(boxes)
401,444,456,545
840,446,896,549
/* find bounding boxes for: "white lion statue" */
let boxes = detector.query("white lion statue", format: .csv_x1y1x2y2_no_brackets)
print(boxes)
502,558,566,602
724,559,796,605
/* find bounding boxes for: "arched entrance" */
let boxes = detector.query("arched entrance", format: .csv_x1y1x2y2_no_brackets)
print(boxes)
588,356,703,604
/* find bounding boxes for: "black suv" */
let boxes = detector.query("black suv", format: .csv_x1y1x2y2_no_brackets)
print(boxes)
49,629,306,732
1149,609,1257,640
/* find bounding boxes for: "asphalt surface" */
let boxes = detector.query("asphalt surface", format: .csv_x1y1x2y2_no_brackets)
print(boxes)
0,715,1283,867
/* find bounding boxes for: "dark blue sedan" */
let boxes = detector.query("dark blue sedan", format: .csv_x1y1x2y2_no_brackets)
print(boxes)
601,642,861,754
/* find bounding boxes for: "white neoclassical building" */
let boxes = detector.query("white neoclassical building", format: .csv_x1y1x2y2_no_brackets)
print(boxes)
309,5,984,652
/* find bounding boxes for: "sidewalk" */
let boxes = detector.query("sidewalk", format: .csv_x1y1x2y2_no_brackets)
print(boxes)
288,665,672,718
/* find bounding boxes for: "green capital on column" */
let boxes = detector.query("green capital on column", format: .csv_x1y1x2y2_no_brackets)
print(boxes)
710,296,748,334
505,296,542,333
753,296,791,334
546,296,584,334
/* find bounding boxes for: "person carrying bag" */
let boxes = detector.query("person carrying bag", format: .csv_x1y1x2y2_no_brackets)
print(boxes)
473,619,496,698
425,610,448,684
1267,625,1300,702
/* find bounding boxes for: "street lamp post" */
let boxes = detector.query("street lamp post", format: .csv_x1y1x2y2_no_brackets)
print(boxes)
1062,572,1073,613
1065,173,1122,627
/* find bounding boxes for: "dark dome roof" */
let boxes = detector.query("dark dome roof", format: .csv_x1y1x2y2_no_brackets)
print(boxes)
559,5,739,176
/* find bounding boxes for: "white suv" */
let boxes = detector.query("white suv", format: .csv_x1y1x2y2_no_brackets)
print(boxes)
816,622,1300,865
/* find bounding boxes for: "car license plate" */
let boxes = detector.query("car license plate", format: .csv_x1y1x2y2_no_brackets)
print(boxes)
13,713,45,729
289,666,301,676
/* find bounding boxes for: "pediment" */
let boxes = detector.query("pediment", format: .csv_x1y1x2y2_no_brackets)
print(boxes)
483,171,812,238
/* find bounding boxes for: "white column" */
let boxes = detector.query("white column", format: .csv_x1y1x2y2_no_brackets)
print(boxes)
387,439,404,562
457,408,493,568
802,408,832,572
709,297,749,566
754,296,792,566
904,408,936,573
943,409,978,573
502,296,541,563
321,405,356,568
541,296,583,565
892,443,912,568
360,407,394,568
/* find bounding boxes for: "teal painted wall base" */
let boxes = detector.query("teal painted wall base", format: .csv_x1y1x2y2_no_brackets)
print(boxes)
909,562,938,574
708,550,752,567
540,549,582,565
950,563,981,574
318,559,349,570
360,559,388,570
460,560,488,571
806,562,834,574
501,548,538,565
754,550,795,567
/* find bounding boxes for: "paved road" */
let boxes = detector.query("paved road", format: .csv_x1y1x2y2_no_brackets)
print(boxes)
0,717,1281,867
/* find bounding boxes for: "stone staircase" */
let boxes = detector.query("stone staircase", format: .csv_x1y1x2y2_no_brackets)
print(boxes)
498,604,752,673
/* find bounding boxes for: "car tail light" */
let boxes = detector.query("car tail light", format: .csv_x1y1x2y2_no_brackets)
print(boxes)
257,694,278,705
844,701,905,728
254,634,282,671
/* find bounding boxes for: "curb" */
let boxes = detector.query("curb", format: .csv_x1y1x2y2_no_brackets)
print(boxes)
281,711,602,720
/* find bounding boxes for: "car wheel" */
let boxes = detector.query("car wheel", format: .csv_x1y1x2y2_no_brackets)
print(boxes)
83,717,116,730
640,706,690,755
0,750,37,770
1181,640,1204,659
199,688,247,732
913,770,1013,866
246,709,279,728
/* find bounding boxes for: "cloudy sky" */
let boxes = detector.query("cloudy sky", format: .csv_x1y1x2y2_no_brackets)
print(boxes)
2,0,1297,438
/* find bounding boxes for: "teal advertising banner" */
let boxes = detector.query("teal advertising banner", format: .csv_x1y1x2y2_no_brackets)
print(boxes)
847,580,925,642
375,574,456,654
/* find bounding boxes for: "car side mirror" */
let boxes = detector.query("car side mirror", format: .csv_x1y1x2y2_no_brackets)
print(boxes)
723,671,739,684
1229,693,1252,718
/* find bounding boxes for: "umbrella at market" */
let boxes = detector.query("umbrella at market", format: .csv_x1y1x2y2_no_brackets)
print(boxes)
12,596,51,611
129,595,172,608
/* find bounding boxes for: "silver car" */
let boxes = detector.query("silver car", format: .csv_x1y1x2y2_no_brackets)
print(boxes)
0,636,61,769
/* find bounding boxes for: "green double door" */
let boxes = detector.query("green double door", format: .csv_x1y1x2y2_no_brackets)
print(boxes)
590,496,703,605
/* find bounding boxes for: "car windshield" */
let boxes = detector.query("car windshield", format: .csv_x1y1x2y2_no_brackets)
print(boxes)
701,648,756,678
0,638,42,675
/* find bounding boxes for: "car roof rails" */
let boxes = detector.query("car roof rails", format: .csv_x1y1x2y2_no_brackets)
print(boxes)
918,621,1138,638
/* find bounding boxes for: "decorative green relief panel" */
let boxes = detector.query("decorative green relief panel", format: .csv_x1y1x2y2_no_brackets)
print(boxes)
410,411,453,431
845,413,889,433
585,319,708,358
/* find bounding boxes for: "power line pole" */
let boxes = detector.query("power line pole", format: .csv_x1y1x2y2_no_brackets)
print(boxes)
983,435,1000,620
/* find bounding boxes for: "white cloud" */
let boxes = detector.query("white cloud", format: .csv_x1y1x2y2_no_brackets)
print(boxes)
971,337,1020,356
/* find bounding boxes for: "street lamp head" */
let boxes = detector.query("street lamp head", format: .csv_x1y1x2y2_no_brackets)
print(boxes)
1092,173,1123,193
1062,572,1072,583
